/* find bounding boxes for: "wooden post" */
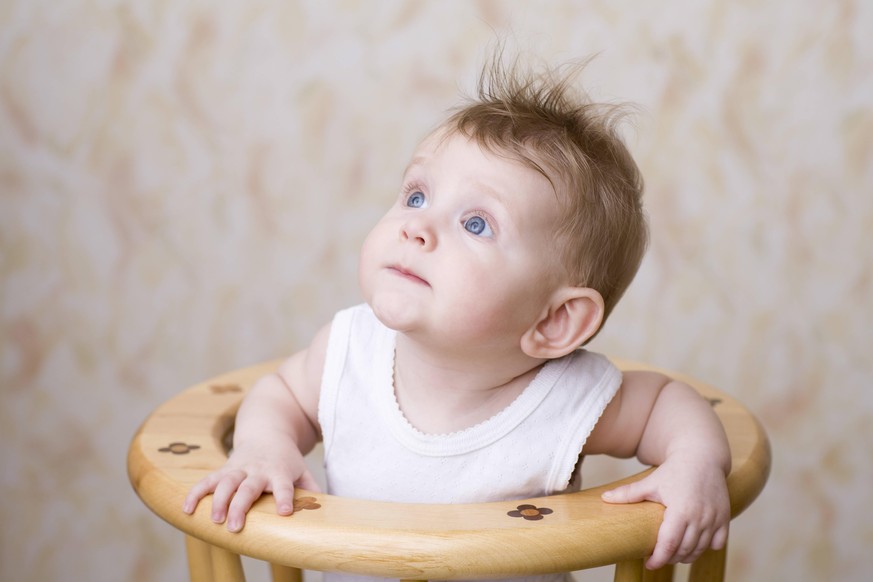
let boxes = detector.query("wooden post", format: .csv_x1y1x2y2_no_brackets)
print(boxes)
271,563,303,582
185,535,214,582
613,559,674,582
689,544,727,582
210,545,245,582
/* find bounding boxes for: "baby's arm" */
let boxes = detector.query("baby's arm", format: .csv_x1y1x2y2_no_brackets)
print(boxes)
583,371,731,570
182,324,331,532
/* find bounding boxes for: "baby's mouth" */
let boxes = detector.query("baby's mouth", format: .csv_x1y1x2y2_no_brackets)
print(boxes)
388,265,430,287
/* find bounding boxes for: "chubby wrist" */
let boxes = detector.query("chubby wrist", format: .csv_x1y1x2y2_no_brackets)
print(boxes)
663,445,731,475
232,426,299,451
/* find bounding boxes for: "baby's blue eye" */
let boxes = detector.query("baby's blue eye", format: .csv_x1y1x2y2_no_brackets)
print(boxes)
406,191,426,208
463,216,492,237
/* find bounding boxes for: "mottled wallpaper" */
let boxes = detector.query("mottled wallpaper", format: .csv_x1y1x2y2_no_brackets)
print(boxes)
1,1,871,581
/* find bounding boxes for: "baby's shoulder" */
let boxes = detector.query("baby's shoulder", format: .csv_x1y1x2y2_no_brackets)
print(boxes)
561,349,621,384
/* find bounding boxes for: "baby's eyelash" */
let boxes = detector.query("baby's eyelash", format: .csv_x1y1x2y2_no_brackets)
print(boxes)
463,210,497,235
401,181,426,199
400,182,427,205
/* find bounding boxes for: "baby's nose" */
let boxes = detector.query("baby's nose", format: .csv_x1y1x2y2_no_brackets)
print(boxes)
400,217,436,250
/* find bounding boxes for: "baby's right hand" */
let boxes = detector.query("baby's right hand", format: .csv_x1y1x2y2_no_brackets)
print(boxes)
182,441,321,533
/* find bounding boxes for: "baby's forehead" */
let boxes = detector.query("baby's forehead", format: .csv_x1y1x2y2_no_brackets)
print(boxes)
411,126,464,155
416,127,565,200
411,127,551,174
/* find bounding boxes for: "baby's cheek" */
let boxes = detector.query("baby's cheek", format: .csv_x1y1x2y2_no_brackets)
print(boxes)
449,292,530,340
357,230,385,287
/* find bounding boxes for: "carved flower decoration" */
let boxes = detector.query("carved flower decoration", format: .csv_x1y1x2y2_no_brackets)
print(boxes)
293,496,322,511
507,504,553,521
158,442,201,455
210,383,243,394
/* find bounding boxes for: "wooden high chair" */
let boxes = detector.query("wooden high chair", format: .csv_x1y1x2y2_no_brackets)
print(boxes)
128,358,770,582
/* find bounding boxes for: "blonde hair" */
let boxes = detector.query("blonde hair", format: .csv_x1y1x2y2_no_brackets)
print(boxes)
442,54,648,322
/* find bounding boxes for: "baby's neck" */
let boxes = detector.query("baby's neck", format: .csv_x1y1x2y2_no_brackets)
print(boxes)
392,335,546,435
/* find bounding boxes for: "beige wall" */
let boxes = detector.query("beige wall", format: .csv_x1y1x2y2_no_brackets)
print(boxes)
2,1,871,580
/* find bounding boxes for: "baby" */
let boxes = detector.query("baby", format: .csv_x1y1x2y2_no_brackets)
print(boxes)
184,55,731,578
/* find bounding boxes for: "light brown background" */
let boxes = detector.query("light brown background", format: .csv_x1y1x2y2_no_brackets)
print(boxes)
2,1,871,580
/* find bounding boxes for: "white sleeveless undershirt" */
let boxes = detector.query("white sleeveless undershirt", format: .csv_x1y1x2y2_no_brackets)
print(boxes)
318,304,622,582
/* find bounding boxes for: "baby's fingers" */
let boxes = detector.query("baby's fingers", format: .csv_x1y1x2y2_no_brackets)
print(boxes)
225,474,270,532
271,480,296,516
711,523,729,551
183,472,225,515
274,470,321,516
601,478,658,505
646,511,694,569
209,470,249,525
647,512,723,569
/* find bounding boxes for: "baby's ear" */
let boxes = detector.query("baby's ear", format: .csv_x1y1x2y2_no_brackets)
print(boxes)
521,288,605,359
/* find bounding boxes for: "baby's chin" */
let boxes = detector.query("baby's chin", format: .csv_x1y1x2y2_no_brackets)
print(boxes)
367,294,427,334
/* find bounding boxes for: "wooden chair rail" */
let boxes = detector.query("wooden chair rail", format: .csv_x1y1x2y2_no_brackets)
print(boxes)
128,358,770,581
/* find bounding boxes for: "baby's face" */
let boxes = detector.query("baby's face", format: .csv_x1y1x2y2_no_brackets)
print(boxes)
358,130,567,351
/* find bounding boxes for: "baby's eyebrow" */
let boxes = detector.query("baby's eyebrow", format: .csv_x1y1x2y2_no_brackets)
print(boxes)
476,181,501,199
403,156,427,175
469,179,512,207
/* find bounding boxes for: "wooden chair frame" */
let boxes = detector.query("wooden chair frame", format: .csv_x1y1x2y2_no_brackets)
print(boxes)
128,358,770,581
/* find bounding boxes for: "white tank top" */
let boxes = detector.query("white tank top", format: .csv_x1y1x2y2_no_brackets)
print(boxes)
317,304,622,582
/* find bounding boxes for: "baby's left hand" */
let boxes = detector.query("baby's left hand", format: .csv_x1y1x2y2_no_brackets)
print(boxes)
601,455,730,570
